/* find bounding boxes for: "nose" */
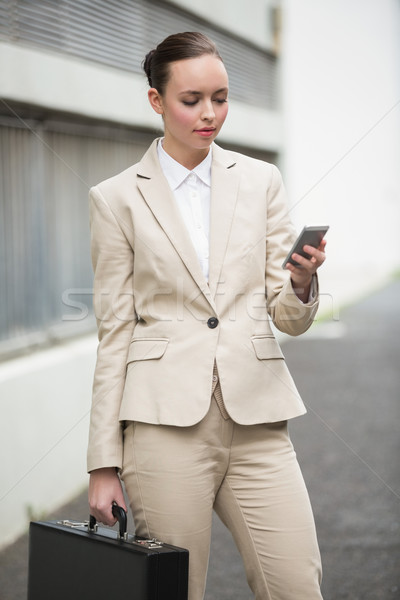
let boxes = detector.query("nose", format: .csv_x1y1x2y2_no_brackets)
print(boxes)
201,100,215,121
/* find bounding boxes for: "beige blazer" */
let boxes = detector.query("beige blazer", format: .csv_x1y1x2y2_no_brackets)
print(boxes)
87,139,319,472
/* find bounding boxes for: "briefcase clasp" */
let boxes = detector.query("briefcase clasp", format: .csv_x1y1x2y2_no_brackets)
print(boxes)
57,520,90,529
136,538,164,549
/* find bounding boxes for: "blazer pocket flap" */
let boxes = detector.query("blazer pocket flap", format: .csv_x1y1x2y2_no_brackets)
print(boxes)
127,338,169,363
251,336,284,360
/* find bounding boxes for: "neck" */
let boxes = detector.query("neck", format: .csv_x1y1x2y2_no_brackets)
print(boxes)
162,139,210,170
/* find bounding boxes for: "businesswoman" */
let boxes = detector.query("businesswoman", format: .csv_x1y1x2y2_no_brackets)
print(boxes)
88,32,326,600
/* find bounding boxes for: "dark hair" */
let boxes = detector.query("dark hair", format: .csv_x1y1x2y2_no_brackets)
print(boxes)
143,32,222,95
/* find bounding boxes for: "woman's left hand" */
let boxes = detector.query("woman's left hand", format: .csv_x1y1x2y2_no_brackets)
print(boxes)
286,239,327,302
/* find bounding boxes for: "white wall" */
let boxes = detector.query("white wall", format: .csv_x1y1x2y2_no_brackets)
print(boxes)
281,0,400,315
0,41,159,128
0,336,97,547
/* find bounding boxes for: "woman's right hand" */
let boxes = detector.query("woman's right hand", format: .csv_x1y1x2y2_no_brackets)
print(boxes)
88,467,127,527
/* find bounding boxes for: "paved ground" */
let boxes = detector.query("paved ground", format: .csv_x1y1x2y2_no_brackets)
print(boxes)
1,280,399,599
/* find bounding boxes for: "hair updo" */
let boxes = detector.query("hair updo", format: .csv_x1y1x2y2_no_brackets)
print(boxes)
142,32,223,95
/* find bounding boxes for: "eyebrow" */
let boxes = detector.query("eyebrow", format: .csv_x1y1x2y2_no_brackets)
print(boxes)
178,87,229,96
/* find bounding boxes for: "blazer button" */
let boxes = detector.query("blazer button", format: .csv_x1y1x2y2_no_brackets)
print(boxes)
207,317,219,329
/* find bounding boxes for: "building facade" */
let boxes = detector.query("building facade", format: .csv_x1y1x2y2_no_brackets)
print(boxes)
0,0,281,547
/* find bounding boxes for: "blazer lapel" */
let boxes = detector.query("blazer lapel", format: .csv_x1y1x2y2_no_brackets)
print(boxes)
136,140,216,311
208,144,240,297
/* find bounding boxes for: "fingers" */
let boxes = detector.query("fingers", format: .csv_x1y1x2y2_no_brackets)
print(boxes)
88,467,127,527
290,240,327,273
286,239,326,293
90,502,117,527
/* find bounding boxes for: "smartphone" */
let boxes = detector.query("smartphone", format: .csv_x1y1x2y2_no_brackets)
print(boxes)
282,225,329,268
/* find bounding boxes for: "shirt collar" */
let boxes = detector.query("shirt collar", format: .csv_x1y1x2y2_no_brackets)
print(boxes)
157,139,212,190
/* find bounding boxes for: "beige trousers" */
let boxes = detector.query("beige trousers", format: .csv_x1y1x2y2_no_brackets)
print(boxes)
121,369,322,600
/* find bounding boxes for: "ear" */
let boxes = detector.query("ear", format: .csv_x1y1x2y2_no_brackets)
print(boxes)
148,88,164,115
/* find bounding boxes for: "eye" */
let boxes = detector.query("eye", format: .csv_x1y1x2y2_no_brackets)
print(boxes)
214,98,228,104
182,100,198,106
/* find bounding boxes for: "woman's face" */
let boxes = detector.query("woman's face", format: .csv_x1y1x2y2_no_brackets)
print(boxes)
149,54,229,167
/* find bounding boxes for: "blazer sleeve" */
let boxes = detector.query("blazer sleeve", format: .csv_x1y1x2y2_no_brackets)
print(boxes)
87,186,137,473
265,165,319,336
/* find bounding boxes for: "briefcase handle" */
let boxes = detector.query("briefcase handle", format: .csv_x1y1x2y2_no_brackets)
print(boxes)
89,503,128,540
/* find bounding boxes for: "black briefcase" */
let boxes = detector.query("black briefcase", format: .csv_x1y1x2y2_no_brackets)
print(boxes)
27,504,188,600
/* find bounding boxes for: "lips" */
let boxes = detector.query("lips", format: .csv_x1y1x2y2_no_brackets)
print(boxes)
194,127,216,137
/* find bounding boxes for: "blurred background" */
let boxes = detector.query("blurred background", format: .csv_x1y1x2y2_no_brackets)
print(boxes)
0,0,399,577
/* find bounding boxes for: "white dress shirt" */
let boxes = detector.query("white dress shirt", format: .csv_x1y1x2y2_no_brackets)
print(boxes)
157,139,211,280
